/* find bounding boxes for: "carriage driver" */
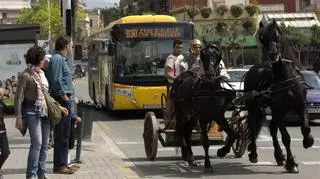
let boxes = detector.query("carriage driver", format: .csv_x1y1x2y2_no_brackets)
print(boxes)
181,38,230,80
164,39,184,122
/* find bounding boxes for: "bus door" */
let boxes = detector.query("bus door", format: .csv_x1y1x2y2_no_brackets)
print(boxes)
88,42,100,104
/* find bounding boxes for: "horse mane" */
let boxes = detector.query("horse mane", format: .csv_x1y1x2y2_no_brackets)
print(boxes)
280,38,300,65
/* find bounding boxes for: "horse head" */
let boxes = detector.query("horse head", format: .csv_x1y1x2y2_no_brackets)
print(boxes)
200,42,222,82
258,19,283,62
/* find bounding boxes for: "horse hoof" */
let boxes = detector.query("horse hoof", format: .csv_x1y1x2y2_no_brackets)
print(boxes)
276,160,284,166
188,160,198,167
217,148,228,158
204,167,213,173
248,153,258,163
303,135,314,149
275,154,285,166
286,165,299,173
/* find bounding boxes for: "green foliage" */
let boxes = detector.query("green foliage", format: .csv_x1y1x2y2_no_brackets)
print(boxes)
15,0,62,39
310,25,320,45
242,18,255,33
230,5,243,18
100,7,121,27
216,5,228,17
142,11,157,15
169,7,188,15
187,8,200,19
216,22,228,34
245,4,259,16
281,26,310,46
200,7,212,18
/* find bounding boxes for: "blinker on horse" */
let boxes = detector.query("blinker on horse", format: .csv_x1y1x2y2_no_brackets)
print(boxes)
244,19,314,173
172,43,236,172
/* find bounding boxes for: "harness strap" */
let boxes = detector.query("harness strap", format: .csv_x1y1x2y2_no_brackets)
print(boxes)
270,76,305,94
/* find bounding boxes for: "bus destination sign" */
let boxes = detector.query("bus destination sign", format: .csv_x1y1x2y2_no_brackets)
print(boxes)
123,27,182,40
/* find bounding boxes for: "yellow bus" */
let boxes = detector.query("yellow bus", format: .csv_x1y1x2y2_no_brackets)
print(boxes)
87,15,193,110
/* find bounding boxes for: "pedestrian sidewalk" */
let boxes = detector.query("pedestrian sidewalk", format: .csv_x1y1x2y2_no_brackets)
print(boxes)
2,116,140,179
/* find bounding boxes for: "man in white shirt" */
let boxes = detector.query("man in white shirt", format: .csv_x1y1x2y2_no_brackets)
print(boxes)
164,39,184,84
164,39,184,123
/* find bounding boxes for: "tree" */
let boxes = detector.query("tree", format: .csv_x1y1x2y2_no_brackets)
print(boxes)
16,0,62,39
282,25,310,65
75,8,87,42
310,25,320,45
100,7,121,27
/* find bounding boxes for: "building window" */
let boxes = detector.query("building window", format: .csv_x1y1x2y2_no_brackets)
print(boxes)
300,0,311,10
2,13,7,19
90,19,93,27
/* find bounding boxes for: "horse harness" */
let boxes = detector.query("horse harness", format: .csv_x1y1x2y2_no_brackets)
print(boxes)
233,61,308,105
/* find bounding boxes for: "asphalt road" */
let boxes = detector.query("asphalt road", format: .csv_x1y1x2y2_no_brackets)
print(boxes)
75,77,320,179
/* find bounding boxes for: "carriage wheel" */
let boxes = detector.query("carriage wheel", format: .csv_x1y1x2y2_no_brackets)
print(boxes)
143,111,159,161
231,109,249,158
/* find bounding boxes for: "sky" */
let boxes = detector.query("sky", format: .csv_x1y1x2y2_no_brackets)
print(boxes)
84,0,119,9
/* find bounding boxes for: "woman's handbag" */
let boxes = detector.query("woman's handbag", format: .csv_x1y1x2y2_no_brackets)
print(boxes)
42,89,62,126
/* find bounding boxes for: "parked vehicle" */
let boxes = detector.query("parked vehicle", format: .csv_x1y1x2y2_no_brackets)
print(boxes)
286,70,320,122
222,68,249,96
74,64,86,78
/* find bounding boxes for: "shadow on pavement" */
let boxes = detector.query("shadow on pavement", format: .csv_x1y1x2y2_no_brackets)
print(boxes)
126,161,287,178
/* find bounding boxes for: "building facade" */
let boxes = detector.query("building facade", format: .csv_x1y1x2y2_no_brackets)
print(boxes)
0,0,30,24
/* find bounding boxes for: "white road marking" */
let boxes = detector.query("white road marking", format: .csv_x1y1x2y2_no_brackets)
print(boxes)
255,161,273,165
259,146,285,150
301,161,320,165
116,137,320,145
156,145,320,151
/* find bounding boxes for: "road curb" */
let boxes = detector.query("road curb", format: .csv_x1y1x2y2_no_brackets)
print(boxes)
96,121,148,178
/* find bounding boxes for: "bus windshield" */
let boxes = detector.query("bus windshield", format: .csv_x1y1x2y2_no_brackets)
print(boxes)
116,40,190,78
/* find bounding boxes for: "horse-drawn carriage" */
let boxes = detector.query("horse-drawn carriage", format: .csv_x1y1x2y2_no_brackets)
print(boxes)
144,19,315,173
143,83,250,161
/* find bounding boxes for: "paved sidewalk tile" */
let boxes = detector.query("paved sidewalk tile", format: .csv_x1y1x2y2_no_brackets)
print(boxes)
1,117,138,179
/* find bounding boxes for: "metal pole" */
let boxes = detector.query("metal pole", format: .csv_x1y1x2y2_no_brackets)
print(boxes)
183,0,186,21
48,0,52,53
73,103,84,163
192,0,194,21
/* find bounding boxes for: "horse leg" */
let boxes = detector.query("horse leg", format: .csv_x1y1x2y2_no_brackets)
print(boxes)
269,118,285,166
277,117,299,173
184,117,197,166
297,108,314,149
247,106,264,163
216,113,234,157
200,120,212,172
174,100,189,162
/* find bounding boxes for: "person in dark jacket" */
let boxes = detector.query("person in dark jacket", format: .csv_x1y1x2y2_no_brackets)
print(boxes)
0,90,10,179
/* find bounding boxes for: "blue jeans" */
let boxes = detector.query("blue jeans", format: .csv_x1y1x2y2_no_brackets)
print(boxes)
23,107,50,178
52,98,72,170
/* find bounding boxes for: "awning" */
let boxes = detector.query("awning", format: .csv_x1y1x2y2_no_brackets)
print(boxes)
203,35,257,47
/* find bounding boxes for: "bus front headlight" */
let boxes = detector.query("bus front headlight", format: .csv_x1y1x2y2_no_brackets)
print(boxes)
115,88,135,100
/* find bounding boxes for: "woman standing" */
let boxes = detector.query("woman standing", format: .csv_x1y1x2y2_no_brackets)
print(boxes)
14,46,68,179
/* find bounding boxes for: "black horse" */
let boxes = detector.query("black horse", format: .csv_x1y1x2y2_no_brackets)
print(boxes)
171,43,236,172
244,19,314,173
